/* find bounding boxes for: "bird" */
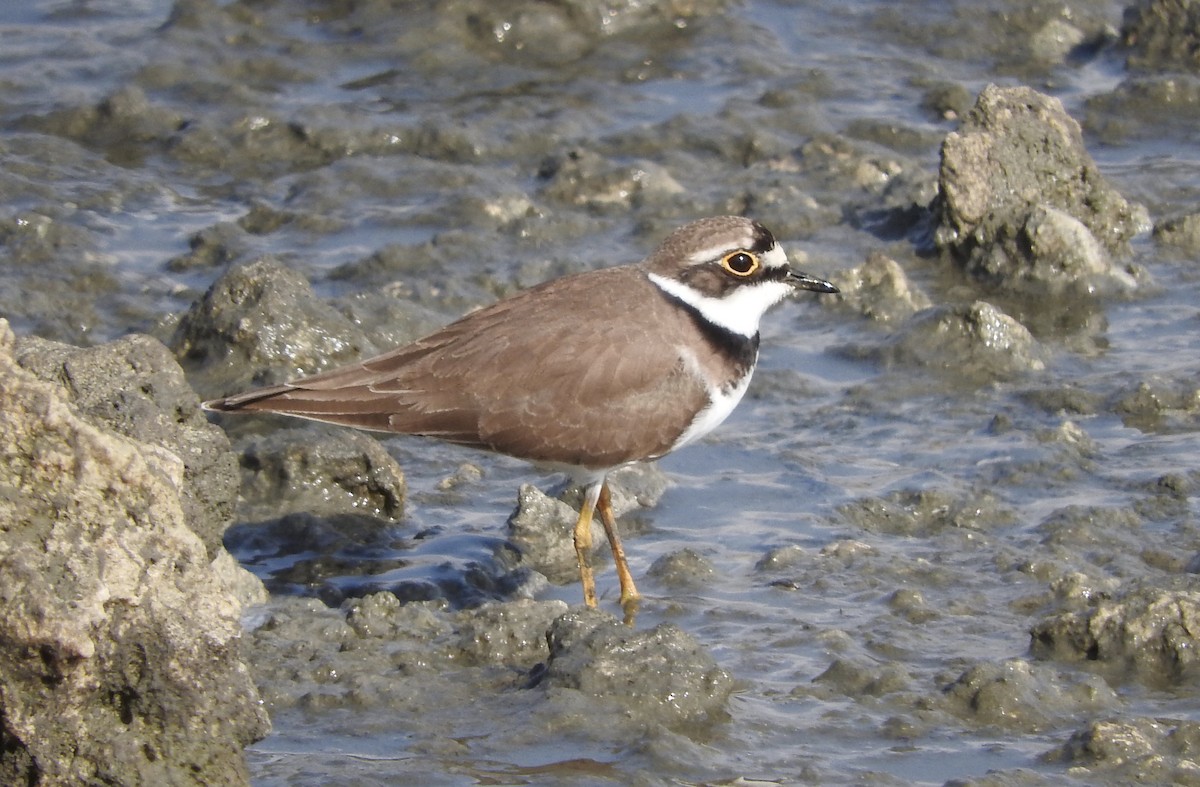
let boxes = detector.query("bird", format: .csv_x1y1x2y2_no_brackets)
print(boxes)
202,216,838,615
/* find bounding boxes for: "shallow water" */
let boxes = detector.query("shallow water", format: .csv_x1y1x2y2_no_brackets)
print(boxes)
5,0,1200,785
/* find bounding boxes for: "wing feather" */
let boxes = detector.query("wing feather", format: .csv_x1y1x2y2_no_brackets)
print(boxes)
204,265,716,468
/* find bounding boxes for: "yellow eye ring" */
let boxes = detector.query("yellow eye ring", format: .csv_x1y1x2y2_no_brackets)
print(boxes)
721,250,759,277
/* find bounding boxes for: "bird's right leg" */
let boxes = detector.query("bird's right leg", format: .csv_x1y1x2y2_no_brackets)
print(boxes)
572,481,602,608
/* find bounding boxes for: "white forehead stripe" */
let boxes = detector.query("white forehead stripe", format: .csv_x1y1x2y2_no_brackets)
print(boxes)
685,232,765,265
760,245,789,270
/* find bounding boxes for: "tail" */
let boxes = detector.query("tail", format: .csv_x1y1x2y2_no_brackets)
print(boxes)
201,385,295,413
200,382,426,434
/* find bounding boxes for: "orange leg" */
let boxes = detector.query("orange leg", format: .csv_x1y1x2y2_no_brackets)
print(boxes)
597,481,640,621
572,483,601,608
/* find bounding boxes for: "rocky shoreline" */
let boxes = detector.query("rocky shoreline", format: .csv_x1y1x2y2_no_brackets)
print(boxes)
4,0,1200,783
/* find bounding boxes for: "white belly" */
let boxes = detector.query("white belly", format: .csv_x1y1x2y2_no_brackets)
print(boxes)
669,369,754,452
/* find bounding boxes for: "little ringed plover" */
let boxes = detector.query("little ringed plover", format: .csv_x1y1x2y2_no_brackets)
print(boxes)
203,215,838,615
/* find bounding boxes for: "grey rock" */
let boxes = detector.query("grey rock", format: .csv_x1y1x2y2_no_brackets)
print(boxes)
22,84,185,166
1153,211,1200,253
863,301,1045,382
755,544,808,572
0,206,114,345
459,0,735,65
1110,374,1200,432
538,148,684,211
1047,717,1200,784
827,251,932,324
508,482,600,584
0,319,268,785
1019,204,1137,292
943,659,1117,732
1031,585,1200,682
1027,17,1086,65
250,594,563,711
921,81,975,121
934,85,1148,296
234,427,407,522
539,608,733,729
166,220,250,272
508,464,668,586
15,331,238,558
837,487,1014,537
1084,75,1200,143
646,547,716,589
172,256,378,395
812,657,911,698
1122,0,1200,72
453,598,570,666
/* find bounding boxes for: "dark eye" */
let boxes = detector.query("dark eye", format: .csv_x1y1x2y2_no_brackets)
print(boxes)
721,251,759,277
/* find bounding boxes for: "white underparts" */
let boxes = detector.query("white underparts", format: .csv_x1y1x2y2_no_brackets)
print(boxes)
671,368,753,452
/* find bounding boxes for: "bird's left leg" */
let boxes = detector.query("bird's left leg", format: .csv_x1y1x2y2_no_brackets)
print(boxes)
572,481,602,608
596,480,640,621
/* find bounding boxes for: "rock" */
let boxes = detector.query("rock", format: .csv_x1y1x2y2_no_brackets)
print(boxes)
0,205,116,345
1122,0,1200,72
1027,17,1086,64
1084,76,1200,143
14,331,238,558
507,464,668,585
508,482,602,584
459,0,734,65
1047,717,1200,784
1110,374,1200,432
861,301,1045,382
827,252,932,323
837,488,1014,537
646,547,716,589
556,463,669,516
212,547,271,608
933,85,1148,296
1134,472,1195,525
538,608,733,729
1020,204,1137,291
793,132,938,241
166,220,250,272
1153,211,1200,253
251,594,564,710
1065,716,1164,761
226,504,536,607
234,427,407,521
1021,384,1104,417
538,149,685,211
888,587,937,624
1030,585,1200,682
0,319,268,785
1038,504,1141,547
250,595,449,710
172,256,378,395
820,539,877,562
343,593,569,668
943,659,1117,732
921,81,975,121
812,657,911,697
22,84,185,167
453,599,570,666
755,544,807,572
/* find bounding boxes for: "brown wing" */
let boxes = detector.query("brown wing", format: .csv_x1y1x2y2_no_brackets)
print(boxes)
205,265,713,469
